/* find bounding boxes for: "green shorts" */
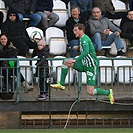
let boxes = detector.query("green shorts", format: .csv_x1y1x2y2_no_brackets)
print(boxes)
73,59,98,86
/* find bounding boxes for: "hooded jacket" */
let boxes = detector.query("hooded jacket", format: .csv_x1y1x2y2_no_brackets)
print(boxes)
1,10,30,41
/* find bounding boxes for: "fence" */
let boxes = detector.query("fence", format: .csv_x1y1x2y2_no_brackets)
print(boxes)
0,57,133,103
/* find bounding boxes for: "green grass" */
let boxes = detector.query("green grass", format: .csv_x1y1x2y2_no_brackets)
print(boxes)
0,128,133,133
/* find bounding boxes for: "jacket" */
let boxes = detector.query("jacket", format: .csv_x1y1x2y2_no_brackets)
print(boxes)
35,46,49,78
70,0,92,13
5,0,36,15
120,18,133,41
93,0,115,15
35,0,53,12
66,16,86,42
88,16,121,40
1,10,30,41
0,42,17,67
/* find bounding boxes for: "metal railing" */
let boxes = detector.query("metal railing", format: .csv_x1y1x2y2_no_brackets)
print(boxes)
0,57,133,103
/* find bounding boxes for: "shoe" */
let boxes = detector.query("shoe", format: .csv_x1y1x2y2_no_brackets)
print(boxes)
117,50,126,56
37,93,48,100
22,81,34,93
96,49,105,56
50,82,65,90
108,89,114,104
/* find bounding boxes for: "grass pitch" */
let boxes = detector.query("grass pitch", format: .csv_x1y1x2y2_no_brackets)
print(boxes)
0,128,133,133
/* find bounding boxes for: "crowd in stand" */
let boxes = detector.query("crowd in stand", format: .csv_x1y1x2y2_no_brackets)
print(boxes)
0,0,133,100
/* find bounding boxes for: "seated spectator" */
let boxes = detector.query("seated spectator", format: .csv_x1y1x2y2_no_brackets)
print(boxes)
88,7,126,56
66,6,86,57
0,33,34,93
34,0,59,33
70,0,92,21
129,0,133,10
5,0,41,27
0,11,3,29
93,0,127,19
1,10,38,57
120,10,133,46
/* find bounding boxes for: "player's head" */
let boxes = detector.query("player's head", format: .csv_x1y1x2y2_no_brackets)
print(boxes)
73,23,85,38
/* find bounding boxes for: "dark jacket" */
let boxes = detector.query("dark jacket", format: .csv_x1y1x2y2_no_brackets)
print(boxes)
93,0,115,15
70,0,92,13
1,10,30,41
35,0,53,12
66,16,86,42
120,18,133,41
0,42,17,67
35,46,49,78
5,0,36,15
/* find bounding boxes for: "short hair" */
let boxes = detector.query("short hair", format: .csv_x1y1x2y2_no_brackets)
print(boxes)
74,23,85,32
70,5,80,11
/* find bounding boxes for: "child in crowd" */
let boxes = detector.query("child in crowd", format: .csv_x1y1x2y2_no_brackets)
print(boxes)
35,38,49,100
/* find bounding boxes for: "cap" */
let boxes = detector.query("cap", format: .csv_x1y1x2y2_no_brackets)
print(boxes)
37,38,46,46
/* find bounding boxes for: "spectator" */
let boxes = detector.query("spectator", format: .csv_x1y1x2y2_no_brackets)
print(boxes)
5,0,41,27
93,0,127,19
0,33,34,93
1,10,38,57
129,0,133,10
34,0,59,32
35,38,49,100
66,6,86,57
0,12,3,29
120,10,133,46
70,0,92,21
88,7,126,56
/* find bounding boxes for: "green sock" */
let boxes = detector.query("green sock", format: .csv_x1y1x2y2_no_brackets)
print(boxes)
60,65,68,85
94,88,110,96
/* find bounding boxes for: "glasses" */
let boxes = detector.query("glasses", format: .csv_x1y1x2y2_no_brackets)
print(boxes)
9,14,16,17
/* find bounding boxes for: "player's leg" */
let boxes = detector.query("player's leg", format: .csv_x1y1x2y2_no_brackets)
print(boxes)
86,66,114,104
50,58,75,90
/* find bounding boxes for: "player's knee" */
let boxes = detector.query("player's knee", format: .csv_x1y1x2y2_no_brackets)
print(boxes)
87,90,94,96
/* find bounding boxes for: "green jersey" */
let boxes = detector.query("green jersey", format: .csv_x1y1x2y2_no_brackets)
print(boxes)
75,34,98,67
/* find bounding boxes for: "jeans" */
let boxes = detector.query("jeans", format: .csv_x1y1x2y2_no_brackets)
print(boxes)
18,13,41,27
91,33,124,51
36,11,59,31
69,39,80,57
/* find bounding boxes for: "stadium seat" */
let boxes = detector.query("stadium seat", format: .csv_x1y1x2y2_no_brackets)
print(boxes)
26,27,44,54
113,56,133,84
17,56,32,83
51,56,73,84
97,56,115,84
45,27,67,55
112,0,127,27
0,0,7,22
53,1,69,27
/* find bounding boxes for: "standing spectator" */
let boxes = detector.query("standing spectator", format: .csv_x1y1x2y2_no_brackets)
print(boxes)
35,38,49,100
66,6,86,57
1,10,38,57
34,0,59,32
5,0,41,27
93,0,127,19
88,7,126,56
0,33,34,93
120,10,133,46
70,0,92,21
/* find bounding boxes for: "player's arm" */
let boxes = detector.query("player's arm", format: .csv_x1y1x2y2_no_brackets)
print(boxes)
75,42,89,61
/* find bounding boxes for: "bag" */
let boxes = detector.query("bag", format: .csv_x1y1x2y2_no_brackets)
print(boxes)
0,84,14,100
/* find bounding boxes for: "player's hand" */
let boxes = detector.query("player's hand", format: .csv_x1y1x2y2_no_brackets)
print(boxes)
64,59,76,67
